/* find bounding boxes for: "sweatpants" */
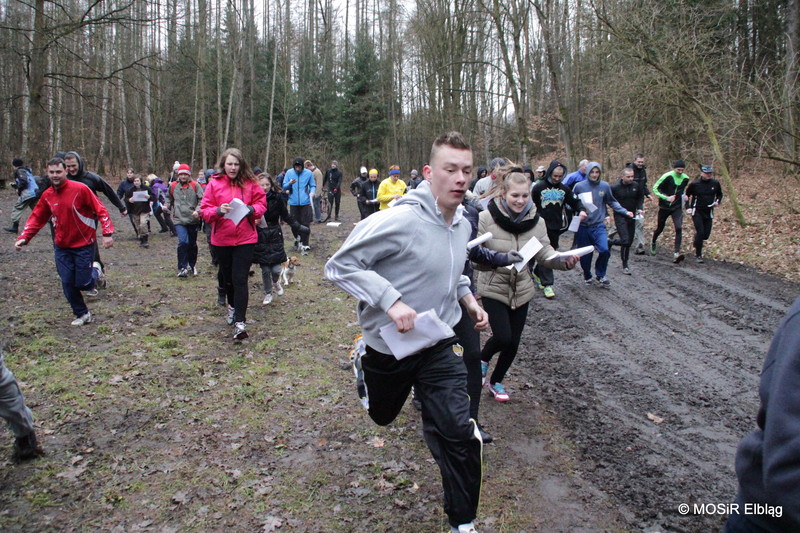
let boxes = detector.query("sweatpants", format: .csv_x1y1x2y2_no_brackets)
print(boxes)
612,213,636,268
327,190,341,219
289,205,313,246
533,229,561,287
692,211,714,257
0,352,35,438
260,263,282,294
10,194,37,224
480,298,530,385
576,223,611,279
453,304,482,421
652,207,683,253
53,243,98,317
362,339,482,527
214,243,255,323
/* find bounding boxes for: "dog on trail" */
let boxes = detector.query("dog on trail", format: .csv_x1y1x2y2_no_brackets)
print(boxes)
280,256,300,286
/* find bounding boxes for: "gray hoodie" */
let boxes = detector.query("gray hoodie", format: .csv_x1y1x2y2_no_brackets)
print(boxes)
325,181,472,354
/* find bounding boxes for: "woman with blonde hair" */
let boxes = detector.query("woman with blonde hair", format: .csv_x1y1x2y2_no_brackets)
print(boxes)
476,165,579,402
200,148,267,340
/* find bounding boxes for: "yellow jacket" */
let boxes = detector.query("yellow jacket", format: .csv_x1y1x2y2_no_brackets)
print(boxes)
377,178,407,210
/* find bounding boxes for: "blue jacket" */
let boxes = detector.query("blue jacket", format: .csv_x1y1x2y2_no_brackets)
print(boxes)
282,168,316,206
572,163,629,226
563,169,586,189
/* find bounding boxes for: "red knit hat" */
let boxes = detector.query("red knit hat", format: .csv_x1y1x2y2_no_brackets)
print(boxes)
177,163,191,175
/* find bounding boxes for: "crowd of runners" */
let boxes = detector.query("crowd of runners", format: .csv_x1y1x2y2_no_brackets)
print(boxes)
9,137,786,533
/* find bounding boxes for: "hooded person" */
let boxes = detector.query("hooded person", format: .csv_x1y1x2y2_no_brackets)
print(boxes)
350,166,369,219
282,156,316,250
530,160,587,298
473,157,506,196
358,168,381,219
572,162,634,286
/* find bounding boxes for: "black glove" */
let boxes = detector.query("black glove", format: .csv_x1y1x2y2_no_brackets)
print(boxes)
247,205,255,216
496,250,523,266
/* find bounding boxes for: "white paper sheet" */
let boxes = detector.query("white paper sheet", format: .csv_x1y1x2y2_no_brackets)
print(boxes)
506,236,543,272
544,245,596,261
224,198,250,225
567,215,581,232
467,232,492,250
379,309,455,360
578,192,597,212
326,221,342,227
131,191,150,202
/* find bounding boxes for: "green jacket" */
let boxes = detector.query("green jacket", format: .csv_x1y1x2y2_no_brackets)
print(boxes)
652,170,690,209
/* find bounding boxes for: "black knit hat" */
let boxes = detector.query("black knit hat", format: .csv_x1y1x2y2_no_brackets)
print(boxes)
12,158,23,167
673,160,686,169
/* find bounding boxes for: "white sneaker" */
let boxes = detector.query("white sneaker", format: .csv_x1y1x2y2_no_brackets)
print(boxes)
93,261,106,289
451,523,479,533
233,322,248,340
84,289,99,297
177,268,188,278
192,266,198,276
262,293,273,305
70,312,93,326
226,306,235,325
275,282,284,296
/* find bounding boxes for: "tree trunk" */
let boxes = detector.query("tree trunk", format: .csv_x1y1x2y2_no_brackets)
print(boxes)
782,0,799,165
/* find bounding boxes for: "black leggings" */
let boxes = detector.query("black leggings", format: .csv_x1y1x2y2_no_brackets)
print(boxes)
327,190,341,218
214,243,255,323
652,207,683,253
453,304,482,421
613,214,636,268
480,298,530,385
692,212,713,257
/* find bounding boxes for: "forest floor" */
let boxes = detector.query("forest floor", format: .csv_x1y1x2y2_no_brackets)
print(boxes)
0,180,798,533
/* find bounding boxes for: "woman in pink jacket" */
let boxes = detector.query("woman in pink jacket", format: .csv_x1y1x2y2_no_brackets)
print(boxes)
200,148,267,340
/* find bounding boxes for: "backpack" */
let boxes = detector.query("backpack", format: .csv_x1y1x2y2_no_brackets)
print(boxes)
34,174,50,196
170,180,200,197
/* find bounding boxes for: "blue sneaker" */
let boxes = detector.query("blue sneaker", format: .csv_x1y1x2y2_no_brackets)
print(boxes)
480,361,489,384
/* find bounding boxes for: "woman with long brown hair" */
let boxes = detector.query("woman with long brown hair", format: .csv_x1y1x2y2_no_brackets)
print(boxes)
200,148,267,340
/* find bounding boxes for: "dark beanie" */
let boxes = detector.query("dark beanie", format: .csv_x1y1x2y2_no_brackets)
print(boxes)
12,157,23,167
293,157,304,167
673,160,686,169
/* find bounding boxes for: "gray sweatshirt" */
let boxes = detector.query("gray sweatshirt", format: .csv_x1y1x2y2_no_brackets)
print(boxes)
325,181,472,354
572,162,629,226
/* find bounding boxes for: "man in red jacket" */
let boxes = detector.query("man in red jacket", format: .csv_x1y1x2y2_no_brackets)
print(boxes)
14,157,115,326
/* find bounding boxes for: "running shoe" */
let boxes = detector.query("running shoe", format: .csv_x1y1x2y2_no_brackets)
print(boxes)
584,278,593,285
192,266,199,276
480,361,489,384
543,286,555,299
262,293,273,305
216,290,226,306
226,306,235,325
487,382,509,402
696,256,704,264
70,312,93,326
93,261,106,289
351,335,368,409
623,267,632,275
532,273,544,290
596,276,611,286
275,282,284,296
233,322,248,340
84,289,99,297
649,240,657,255
673,252,685,264
177,268,188,278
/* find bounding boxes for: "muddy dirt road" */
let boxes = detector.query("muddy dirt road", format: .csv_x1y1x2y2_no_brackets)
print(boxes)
0,185,797,532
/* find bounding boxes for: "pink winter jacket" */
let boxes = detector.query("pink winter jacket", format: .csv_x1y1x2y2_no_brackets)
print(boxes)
200,174,267,246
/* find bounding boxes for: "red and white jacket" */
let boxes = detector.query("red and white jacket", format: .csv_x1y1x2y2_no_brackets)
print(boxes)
199,174,267,246
20,179,114,249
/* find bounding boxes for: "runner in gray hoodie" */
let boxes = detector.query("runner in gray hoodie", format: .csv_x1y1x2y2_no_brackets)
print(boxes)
325,131,487,533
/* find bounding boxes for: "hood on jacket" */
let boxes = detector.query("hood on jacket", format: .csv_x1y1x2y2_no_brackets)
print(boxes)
65,151,85,178
544,160,568,182
394,179,465,227
585,161,602,182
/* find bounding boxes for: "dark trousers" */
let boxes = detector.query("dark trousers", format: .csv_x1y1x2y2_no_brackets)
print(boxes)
327,190,341,219
154,206,176,234
289,205,312,245
692,211,713,257
362,340,482,527
480,298,529,385
533,229,561,287
357,201,368,220
213,244,255,323
652,207,683,253
576,223,611,279
175,224,199,270
54,244,98,317
453,304,482,421
613,213,636,268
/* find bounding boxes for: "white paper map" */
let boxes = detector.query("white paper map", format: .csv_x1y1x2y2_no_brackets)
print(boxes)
379,309,455,360
506,236,543,272
578,192,597,212
131,191,150,202
224,198,250,225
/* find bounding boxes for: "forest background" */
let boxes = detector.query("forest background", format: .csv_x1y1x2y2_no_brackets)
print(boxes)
0,0,798,235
